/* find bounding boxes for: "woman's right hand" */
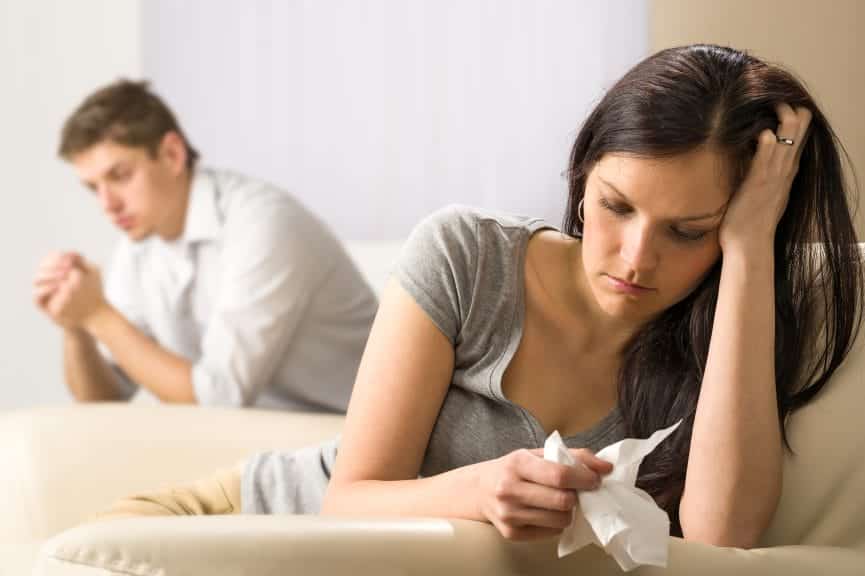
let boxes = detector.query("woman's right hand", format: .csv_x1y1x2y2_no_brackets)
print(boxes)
476,447,613,541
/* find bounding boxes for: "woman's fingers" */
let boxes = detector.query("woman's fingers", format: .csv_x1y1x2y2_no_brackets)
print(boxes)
774,102,799,141
486,448,614,542
791,106,813,169
772,102,812,175
495,503,574,531
516,449,603,490
753,128,779,179
772,103,799,170
526,447,613,476
499,472,578,511
574,449,613,474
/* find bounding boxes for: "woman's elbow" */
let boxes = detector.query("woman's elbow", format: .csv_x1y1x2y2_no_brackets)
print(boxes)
680,505,775,549
679,483,780,549
681,523,764,549
320,481,350,516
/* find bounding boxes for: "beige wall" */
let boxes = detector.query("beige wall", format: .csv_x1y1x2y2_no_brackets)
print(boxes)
651,0,865,237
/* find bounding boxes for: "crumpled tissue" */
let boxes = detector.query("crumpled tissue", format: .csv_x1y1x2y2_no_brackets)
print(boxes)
543,420,682,571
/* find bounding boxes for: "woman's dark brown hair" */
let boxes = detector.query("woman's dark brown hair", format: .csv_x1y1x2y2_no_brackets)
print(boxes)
562,44,864,535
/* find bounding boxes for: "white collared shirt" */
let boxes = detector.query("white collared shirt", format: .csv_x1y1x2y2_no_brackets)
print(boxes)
103,167,378,411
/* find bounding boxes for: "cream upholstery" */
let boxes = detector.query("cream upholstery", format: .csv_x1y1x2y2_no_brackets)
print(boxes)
2,242,863,575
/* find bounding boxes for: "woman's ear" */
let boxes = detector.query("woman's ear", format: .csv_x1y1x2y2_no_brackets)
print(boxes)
158,131,189,176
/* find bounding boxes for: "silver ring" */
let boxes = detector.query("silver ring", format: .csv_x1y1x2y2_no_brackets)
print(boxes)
776,135,795,146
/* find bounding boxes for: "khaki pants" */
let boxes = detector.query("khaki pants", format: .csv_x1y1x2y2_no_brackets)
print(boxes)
96,462,244,520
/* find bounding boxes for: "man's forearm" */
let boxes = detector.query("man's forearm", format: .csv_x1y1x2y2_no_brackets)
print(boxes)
85,305,197,403
63,329,125,401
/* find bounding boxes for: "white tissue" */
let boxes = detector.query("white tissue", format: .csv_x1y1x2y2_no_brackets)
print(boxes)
543,420,682,571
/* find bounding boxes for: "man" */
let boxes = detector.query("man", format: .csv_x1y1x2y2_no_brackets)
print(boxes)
33,80,377,411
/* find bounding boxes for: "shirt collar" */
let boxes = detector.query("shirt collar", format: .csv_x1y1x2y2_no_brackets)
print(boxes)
180,166,222,245
125,167,221,258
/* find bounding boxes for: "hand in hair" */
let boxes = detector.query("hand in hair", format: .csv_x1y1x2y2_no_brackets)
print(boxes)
475,447,612,541
33,251,108,331
718,103,813,253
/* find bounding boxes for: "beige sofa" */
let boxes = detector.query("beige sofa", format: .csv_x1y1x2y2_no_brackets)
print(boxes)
3,244,864,575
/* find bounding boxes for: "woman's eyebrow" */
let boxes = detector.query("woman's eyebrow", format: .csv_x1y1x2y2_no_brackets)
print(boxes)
597,176,726,222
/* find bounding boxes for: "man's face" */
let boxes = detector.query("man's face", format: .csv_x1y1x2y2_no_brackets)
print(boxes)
71,139,181,241
579,148,730,325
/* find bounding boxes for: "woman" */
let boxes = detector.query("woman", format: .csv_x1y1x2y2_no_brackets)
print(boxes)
102,44,863,548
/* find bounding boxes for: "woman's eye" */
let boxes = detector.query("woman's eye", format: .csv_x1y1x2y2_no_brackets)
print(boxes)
598,195,709,242
599,197,630,216
671,227,708,242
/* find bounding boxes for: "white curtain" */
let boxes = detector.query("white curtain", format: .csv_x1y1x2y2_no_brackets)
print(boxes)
143,0,649,240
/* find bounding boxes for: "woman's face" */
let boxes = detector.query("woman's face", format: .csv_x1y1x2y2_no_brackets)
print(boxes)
580,148,730,325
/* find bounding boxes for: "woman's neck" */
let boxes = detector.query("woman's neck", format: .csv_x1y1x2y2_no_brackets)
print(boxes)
530,231,642,356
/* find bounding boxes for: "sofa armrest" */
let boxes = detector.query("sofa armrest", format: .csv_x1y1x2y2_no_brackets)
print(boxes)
35,516,865,576
0,404,344,542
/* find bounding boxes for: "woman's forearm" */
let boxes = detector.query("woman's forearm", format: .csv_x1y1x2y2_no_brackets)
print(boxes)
321,462,486,522
679,246,783,548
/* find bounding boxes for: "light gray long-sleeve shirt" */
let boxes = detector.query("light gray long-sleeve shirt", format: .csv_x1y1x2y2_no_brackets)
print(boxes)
102,166,377,411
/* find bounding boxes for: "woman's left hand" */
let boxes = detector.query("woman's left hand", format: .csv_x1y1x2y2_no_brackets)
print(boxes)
719,103,812,254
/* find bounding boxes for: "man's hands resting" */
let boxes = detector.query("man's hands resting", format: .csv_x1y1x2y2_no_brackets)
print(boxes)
33,251,111,332
33,250,195,403
33,251,131,401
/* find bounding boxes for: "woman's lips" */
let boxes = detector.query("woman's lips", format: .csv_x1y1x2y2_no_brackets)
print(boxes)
604,274,654,295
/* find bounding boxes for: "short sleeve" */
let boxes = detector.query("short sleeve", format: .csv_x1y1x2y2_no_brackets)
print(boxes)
392,205,480,345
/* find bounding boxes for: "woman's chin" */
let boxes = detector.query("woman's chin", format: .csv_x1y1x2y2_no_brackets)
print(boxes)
593,286,658,325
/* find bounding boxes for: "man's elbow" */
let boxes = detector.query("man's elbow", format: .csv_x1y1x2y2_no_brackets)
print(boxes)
191,367,257,407
190,389,252,408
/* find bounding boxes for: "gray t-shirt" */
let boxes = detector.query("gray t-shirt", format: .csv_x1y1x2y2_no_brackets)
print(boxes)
242,205,626,514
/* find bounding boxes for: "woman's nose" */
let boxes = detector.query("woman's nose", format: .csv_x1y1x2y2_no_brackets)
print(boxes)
620,223,659,273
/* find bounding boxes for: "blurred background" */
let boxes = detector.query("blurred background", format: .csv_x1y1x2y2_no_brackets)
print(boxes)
1,0,862,410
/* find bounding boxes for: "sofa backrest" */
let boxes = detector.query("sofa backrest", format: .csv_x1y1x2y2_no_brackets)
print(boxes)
346,241,404,295
760,243,865,549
